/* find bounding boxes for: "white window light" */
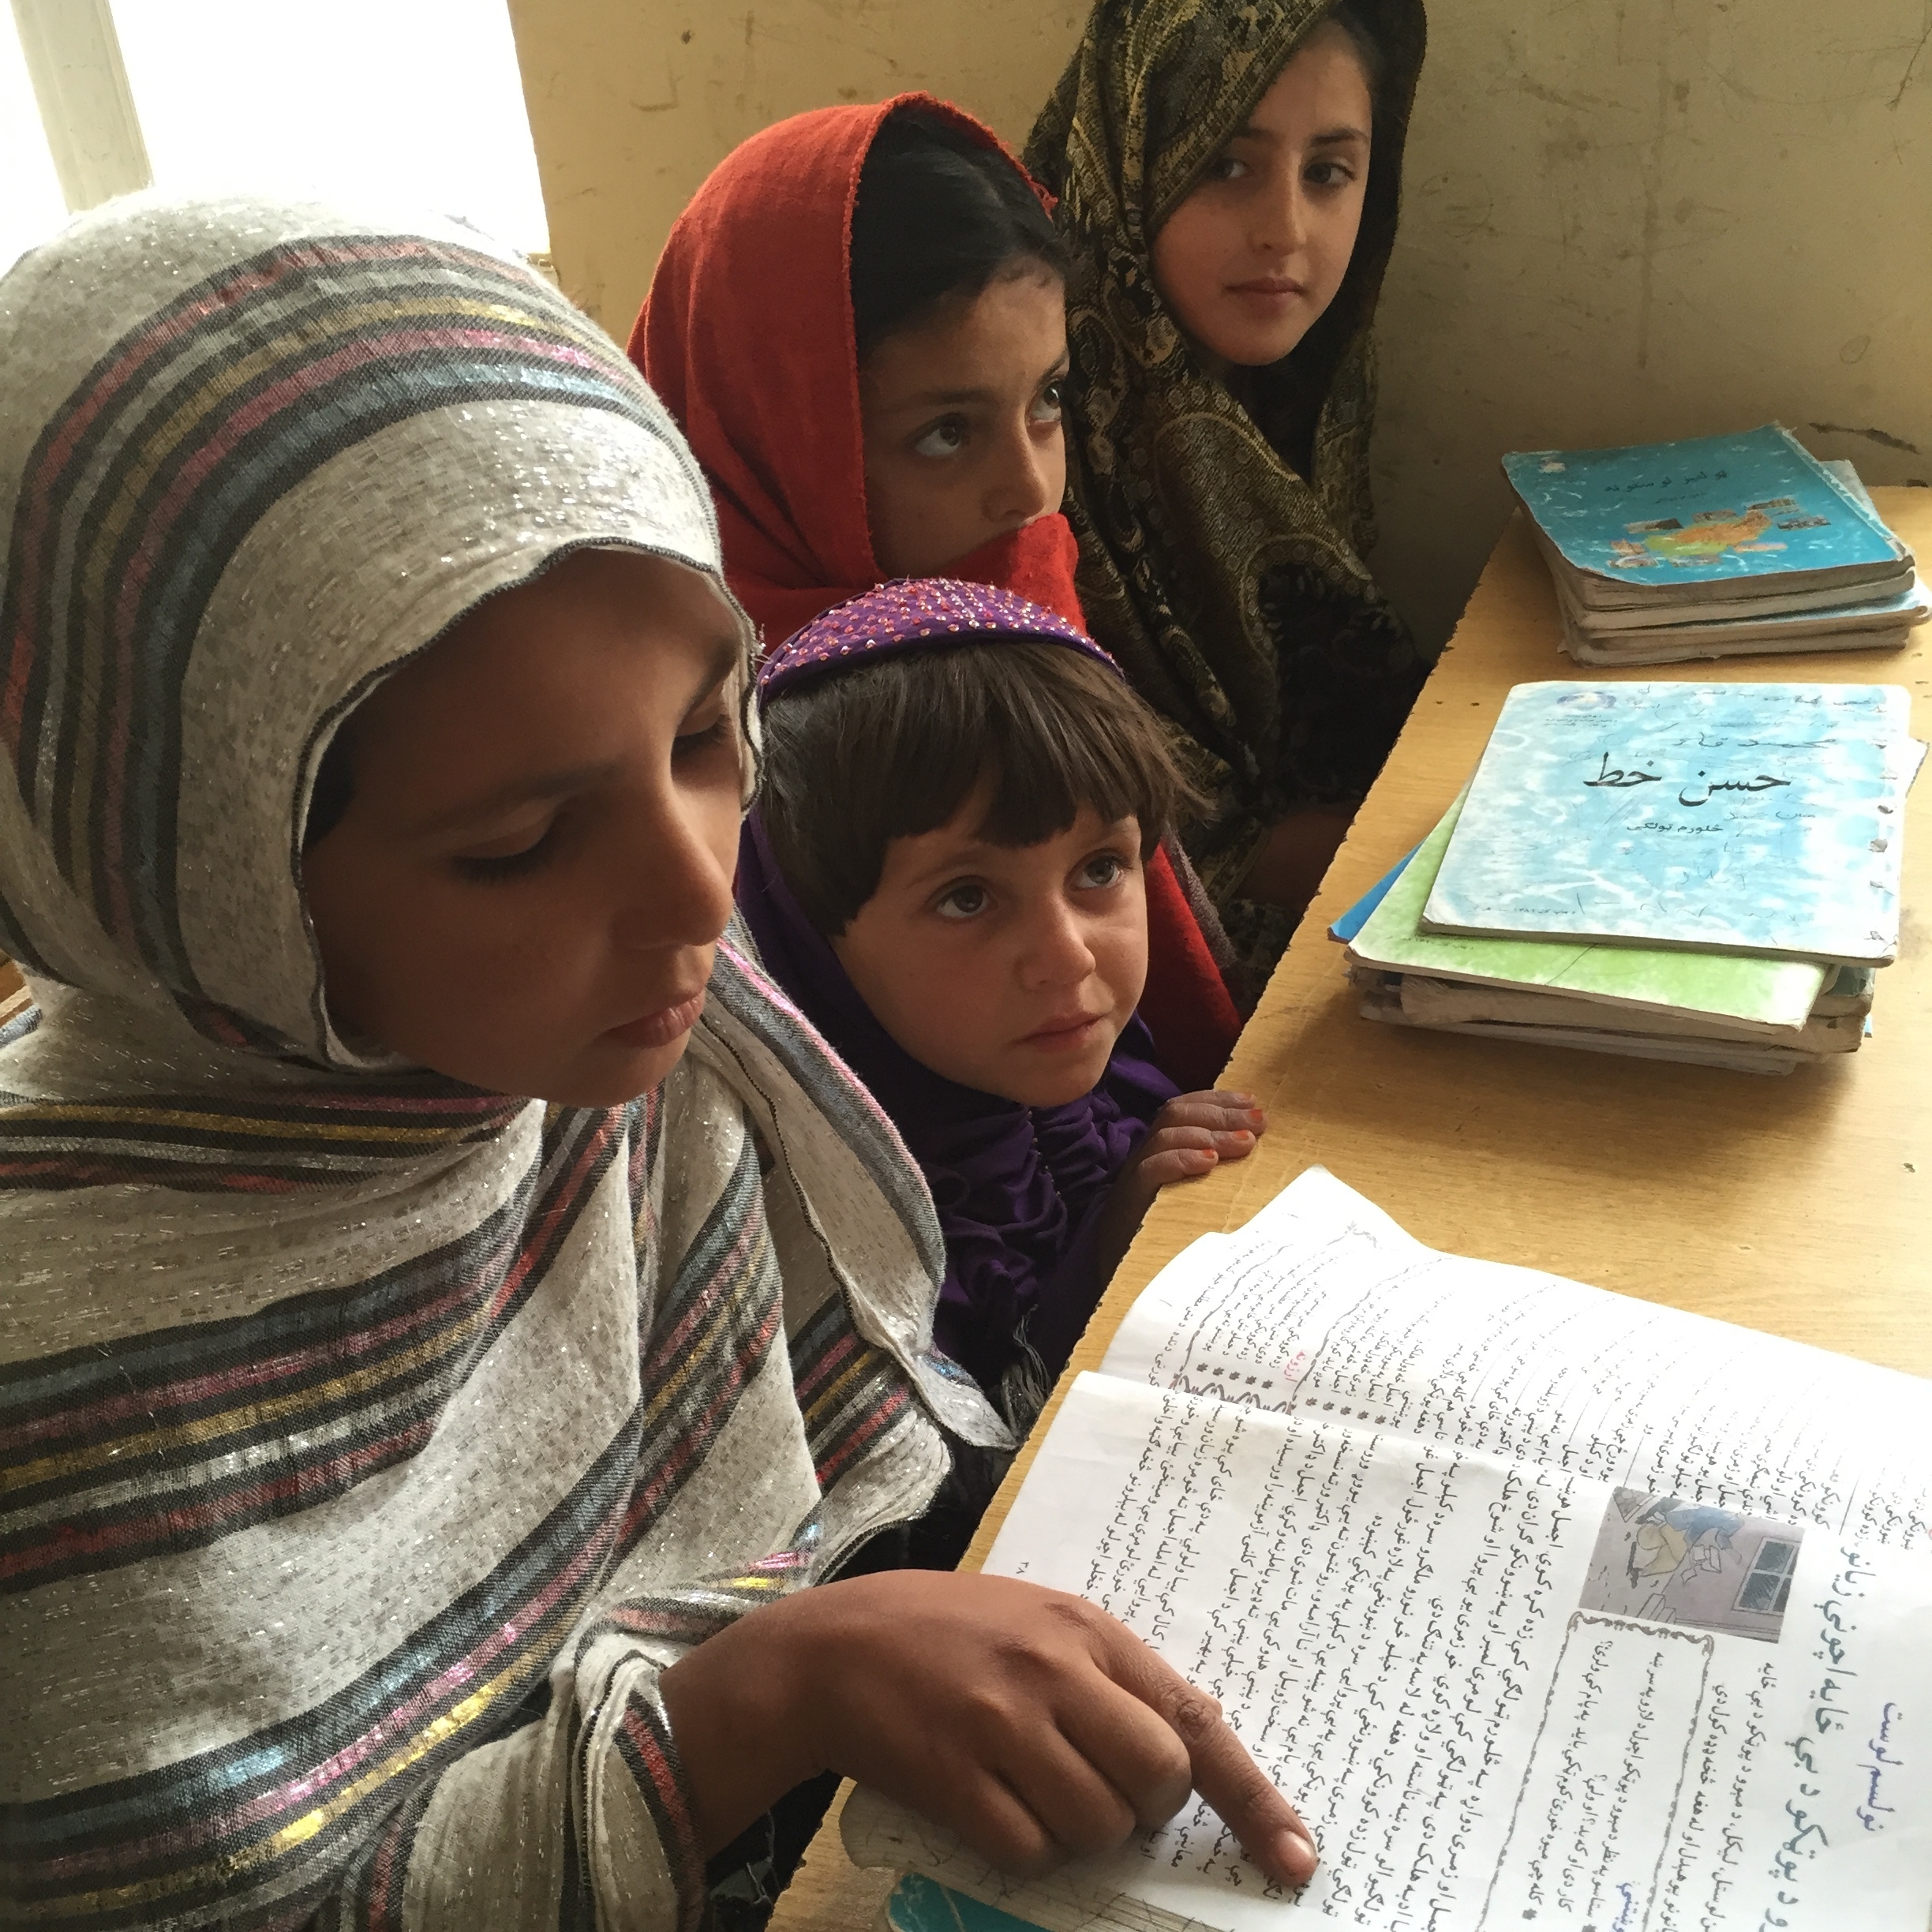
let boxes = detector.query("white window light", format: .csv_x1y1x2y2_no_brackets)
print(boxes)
5,0,549,271
1,6,80,274
110,0,550,256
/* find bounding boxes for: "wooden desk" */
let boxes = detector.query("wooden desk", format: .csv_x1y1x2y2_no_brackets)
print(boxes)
781,493,1932,1932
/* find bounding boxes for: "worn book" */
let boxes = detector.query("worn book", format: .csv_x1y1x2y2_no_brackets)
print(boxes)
1420,682,1915,965
1370,972,1863,1050
1503,426,1910,612
1353,974,1859,1075
846,1168,1932,1932
1557,580,1927,668
1347,792,1828,1032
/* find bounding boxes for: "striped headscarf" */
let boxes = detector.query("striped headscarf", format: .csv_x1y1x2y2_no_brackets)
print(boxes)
0,197,1000,1930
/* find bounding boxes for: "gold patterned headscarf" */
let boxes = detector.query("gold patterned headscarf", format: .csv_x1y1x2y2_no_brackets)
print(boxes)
1027,0,1428,959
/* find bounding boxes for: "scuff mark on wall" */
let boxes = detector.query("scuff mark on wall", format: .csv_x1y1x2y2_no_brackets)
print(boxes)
1891,0,1931,107
1808,422,1923,455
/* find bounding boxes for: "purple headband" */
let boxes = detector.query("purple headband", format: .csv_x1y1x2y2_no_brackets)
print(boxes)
756,577,1122,700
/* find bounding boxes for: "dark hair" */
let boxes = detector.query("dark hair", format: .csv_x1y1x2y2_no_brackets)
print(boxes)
303,726,356,850
759,642,1200,937
1321,2,1387,92
848,109,1068,361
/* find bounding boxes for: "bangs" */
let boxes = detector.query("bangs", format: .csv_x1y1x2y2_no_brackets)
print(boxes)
758,642,1199,936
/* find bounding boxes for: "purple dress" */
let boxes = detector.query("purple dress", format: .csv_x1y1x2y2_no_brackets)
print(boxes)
736,812,1177,1397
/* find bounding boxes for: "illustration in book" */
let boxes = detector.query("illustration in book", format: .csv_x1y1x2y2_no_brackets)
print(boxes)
1503,425,1905,586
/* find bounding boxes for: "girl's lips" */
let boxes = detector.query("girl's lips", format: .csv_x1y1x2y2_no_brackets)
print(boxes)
606,990,706,1050
1229,279,1306,298
1020,1013,1108,1053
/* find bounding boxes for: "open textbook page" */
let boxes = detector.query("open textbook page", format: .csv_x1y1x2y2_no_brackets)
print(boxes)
1105,1151,1932,1545
1099,1166,1930,1548
844,1169,1932,1932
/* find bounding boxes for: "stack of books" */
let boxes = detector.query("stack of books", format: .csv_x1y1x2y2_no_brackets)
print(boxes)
1504,425,1926,666
1335,680,1919,1073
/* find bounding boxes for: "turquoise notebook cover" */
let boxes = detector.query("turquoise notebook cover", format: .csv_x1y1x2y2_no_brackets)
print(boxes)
1421,683,1913,964
885,1875,1045,1932
1353,794,1825,1026
1504,425,1903,585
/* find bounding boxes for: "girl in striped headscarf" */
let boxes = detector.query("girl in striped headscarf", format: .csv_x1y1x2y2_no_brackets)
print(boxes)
0,195,1316,1928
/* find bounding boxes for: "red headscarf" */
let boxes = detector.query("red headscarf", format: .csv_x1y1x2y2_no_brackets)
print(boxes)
631,93,1084,644
633,97,1241,1090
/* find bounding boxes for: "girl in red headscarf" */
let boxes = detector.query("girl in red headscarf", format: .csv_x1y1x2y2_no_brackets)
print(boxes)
634,98,1245,1090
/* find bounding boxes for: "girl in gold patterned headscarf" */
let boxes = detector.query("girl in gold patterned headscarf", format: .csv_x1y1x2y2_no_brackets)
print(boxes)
1027,0,1428,976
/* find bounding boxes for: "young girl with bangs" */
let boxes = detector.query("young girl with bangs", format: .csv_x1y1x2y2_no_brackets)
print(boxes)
635,95,1245,1095
741,581,1269,1436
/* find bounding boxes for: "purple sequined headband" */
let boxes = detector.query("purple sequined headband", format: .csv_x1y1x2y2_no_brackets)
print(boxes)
756,578,1122,699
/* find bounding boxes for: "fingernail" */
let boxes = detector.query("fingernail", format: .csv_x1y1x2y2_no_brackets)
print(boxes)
1275,1827,1318,1880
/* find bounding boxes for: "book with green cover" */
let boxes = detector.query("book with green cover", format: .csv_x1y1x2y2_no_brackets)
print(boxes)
1349,793,1827,1032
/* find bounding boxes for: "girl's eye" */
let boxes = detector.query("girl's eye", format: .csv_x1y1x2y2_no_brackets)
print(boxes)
912,417,970,459
675,711,736,762
1207,152,1251,183
1032,383,1065,425
935,882,990,921
1306,159,1357,189
453,824,558,884
1076,853,1127,891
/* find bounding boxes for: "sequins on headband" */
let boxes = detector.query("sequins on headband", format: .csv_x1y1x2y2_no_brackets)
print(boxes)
756,577,1121,699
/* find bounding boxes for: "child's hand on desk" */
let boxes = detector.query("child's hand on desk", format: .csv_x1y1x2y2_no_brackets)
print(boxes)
660,1570,1318,1886
1097,1090,1266,1275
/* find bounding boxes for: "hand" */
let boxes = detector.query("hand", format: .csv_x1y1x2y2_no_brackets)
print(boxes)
660,1570,1318,1886
1095,1090,1267,1276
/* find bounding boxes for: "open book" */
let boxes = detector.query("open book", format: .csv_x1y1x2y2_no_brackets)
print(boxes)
844,1169,1932,1932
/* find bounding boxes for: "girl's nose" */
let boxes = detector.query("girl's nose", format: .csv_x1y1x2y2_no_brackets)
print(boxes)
1256,174,1310,256
1017,897,1098,990
983,420,1060,529
611,795,736,953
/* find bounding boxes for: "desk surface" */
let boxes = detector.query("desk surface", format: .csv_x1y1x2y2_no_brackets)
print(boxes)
788,496,1932,1930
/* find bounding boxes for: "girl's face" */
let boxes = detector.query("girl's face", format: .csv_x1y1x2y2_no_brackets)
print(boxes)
1150,21,1373,372
303,549,747,1106
859,267,1069,578
830,798,1148,1108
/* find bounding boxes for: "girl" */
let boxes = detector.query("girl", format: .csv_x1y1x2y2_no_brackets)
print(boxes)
635,95,1243,1091
740,579,1268,1423
0,193,1316,1927
1027,0,1432,977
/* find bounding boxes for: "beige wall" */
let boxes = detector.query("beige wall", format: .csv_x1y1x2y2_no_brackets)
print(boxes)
505,0,1086,340
1372,0,1932,646
508,0,1932,650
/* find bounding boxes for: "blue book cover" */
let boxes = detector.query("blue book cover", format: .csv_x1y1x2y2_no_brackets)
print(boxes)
1504,425,1905,588
1421,682,1915,964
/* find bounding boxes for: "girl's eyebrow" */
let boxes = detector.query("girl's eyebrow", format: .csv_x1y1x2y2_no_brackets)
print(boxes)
892,357,1072,413
415,762,623,836
691,631,747,700
1229,122,1369,146
897,384,997,408
417,634,742,836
